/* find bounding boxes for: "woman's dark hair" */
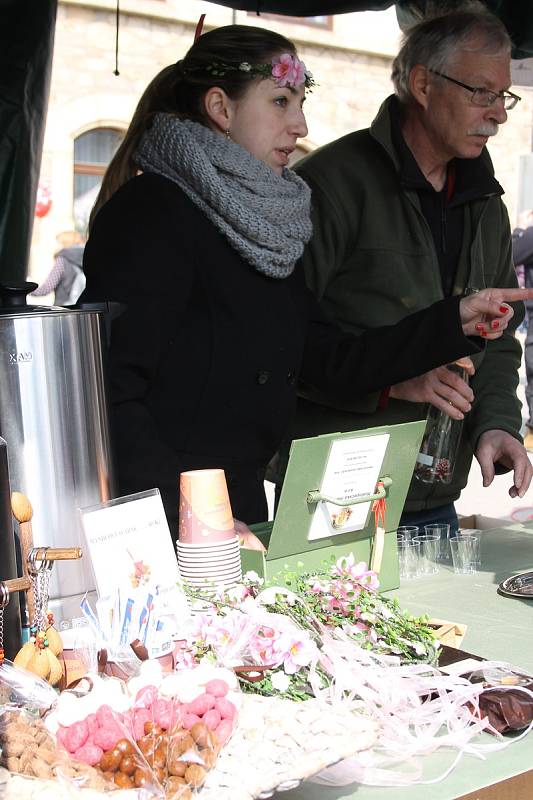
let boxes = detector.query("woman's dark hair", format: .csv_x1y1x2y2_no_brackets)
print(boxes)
89,25,296,228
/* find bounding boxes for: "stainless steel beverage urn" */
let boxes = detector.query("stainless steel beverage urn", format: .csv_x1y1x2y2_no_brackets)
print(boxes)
0,436,22,660
0,283,116,618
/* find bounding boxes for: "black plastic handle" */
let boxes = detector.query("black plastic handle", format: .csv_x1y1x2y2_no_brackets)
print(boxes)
0,282,39,308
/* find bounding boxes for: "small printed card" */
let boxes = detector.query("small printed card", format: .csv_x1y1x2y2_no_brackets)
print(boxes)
308,434,389,541
79,489,189,655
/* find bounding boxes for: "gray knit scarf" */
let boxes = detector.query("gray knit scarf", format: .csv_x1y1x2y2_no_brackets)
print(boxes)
135,113,312,279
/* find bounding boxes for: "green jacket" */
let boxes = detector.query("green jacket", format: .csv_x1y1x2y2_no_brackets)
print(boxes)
292,95,524,512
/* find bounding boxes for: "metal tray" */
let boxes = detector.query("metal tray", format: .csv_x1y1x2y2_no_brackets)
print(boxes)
498,571,533,598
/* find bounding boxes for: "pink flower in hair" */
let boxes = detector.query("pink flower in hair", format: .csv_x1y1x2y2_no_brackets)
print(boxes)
271,53,308,89
271,53,295,87
292,57,307,87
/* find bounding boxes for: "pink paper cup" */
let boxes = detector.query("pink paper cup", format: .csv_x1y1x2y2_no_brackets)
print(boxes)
178,468,236,544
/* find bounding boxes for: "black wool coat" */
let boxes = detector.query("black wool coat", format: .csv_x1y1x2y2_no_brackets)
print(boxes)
82,173,479,537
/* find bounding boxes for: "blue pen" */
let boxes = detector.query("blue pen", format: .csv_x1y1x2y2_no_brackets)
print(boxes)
140,593,154,645
120,598,134,646
80,593,100,639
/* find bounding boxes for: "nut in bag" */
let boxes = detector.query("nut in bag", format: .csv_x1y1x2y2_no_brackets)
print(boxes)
116,674,238,796
0,705,111,792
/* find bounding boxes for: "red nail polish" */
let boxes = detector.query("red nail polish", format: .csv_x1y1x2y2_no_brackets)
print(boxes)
480,331,487,337
491,320,499,330
475,323,484,332
499,305,507,313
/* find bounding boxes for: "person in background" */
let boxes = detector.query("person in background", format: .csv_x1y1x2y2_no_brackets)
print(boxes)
79,24,528,544
512,209,533,451
278,9,532,536
31,230,86,306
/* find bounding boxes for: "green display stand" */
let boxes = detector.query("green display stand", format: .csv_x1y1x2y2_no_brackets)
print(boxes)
243,420,426,591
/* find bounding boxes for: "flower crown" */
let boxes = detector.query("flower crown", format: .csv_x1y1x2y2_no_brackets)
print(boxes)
204,52,315,90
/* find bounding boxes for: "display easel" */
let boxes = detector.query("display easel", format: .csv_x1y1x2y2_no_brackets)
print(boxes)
245,420,426,592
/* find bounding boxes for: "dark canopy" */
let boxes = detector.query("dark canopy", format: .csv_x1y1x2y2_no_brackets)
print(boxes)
1,0,532,282
220,1,533,58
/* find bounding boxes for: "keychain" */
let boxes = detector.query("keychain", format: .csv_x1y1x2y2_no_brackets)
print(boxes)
13,549,63,685
0,581,9,664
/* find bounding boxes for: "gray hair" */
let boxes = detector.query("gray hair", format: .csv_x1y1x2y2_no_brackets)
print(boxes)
392,9,512,105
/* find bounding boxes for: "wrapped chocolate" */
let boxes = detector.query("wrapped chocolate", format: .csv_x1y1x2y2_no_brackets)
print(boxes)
463,665,533,734
478,687,533,734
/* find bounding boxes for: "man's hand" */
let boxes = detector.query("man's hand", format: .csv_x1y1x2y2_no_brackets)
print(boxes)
475,429,533,498
389,358,475,421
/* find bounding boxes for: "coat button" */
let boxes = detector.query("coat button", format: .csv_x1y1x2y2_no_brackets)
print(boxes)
287,369,296,386
256,370,270,385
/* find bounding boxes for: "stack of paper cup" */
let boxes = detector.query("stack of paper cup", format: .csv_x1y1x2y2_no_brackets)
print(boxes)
177,468,242,590
176,537,242,590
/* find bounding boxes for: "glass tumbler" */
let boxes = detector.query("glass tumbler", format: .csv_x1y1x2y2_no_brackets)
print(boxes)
450,533,481,574
413,533,440,574
398,540,421,580
425,523,450,562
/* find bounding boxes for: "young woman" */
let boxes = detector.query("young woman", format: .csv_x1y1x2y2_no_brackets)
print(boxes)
81,25,528,540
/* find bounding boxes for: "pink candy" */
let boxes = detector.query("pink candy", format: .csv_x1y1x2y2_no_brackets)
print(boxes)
182,713,202,730
131,707,152,741
55,725,69,749
73,742,104,766
63,719,88,753
93,724,122,751
153,698,174,730
179,687,235,737
57,702,124,756
203,709,221,730
55,677,237,762
134,684,159,709
86,714,99,736
96,704,117,728
186,693,216,717
204,679,229,698
214,718,233,745
214,698,236,720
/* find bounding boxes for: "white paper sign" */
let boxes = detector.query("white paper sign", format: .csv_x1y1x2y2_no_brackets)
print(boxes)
79,490,189,646
308,434,389,541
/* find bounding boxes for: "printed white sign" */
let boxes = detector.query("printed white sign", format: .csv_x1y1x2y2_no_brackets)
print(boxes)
80,491,179,594
308,434,389,541
79,490,189,651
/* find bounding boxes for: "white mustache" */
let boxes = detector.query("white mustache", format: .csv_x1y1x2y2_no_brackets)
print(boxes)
468,124,499,137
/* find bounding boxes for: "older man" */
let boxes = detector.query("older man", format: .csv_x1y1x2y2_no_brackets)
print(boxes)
288,9,532,533
512,209,533,451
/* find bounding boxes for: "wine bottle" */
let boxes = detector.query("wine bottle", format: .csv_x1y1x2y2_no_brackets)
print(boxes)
414,363,468,484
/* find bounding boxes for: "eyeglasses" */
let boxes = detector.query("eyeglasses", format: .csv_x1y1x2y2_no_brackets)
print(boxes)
429,69,521,110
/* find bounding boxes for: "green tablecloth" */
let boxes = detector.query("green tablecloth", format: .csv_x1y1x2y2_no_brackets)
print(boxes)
279,525,533,800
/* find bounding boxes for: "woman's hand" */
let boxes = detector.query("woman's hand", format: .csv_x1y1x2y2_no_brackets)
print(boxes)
234,518,266,552
459,288,533,339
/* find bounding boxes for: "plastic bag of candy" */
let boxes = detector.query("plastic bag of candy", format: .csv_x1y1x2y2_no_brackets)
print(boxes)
0,705,111,792
46,662,239,796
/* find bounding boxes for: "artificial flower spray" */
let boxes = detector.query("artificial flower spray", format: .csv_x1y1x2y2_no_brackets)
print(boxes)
414,362,470,484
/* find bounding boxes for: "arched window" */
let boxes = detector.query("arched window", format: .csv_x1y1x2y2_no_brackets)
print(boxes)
73,127,123,231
